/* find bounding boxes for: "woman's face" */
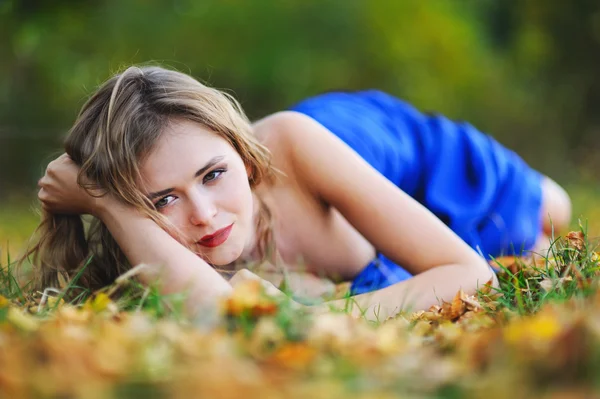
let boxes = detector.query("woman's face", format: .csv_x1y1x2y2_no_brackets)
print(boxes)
139,119,254,266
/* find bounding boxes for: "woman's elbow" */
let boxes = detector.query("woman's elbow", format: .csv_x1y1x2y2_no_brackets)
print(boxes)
463,258,498,294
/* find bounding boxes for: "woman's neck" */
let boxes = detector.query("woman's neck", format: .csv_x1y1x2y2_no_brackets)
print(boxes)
240,189,270,263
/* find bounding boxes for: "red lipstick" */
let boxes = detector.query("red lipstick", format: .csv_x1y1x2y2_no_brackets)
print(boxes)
198,224,234,248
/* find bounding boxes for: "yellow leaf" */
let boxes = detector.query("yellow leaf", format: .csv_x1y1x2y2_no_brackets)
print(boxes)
7,308,38,331
248,318,285,356
268,342,316,370
223,280,278,317
84,293,114,313
374,322,406,354
0,295,9,308
412,320,433,336
504,312,561,345
46,296,64,308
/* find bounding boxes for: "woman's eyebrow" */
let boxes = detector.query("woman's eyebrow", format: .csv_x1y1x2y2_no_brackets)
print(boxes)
147,155,225,200
194,155,225,178
148,187,174,200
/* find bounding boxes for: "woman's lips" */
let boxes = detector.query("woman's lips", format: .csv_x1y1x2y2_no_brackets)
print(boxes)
198,223,234,248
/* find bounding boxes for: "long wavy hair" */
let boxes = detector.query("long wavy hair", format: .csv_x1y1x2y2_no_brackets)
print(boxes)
21,66,275,294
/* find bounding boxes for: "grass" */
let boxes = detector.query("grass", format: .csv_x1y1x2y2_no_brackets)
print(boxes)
491,225,599,313
2,183,600,397
2,238,598,399
0,196,39,257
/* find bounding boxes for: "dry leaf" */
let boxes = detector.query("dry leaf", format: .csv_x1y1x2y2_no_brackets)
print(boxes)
248,318,285,356
267,343,317,370
412,320,433,336
440,290,467,321
478,278,495,295
7,308,38,331
566,231,585,251
223,280,278,317
460,292,483,312
0,295,9,308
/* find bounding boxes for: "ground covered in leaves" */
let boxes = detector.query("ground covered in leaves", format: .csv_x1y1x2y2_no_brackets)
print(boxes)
2,231,600,398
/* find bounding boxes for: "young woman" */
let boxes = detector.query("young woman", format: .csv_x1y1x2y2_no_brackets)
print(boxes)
32,66,571,320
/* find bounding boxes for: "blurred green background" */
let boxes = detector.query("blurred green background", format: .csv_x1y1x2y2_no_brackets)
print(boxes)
2,0,600,254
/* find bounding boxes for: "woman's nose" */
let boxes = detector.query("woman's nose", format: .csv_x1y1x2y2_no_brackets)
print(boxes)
188,193,217,226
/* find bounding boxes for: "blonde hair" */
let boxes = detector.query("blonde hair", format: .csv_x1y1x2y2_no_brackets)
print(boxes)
22,66,275,293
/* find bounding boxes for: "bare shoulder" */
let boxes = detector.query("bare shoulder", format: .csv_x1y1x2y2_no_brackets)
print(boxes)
252,111,311,147
252,111,316,175
252,111,334,160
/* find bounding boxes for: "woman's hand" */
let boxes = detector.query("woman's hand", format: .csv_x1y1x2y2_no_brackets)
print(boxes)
38,153,106,216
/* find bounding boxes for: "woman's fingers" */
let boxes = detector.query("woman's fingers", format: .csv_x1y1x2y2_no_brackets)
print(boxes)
38,174,50,188
38,187,53,213
37,152,109,216
38,186,57,210
36,154,78,214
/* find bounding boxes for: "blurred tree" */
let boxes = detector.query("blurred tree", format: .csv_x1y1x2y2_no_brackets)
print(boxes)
0,0,597,196
486,0,600,173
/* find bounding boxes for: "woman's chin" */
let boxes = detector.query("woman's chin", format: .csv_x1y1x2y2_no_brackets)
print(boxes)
194,245,244,267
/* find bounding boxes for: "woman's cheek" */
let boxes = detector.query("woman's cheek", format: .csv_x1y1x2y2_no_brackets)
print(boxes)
160,207,188,235
228,176,253,211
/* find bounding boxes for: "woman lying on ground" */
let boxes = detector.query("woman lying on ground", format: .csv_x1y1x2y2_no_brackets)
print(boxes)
29,66,572,321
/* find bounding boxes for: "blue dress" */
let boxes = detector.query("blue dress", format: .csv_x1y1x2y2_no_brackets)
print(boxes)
289,90,543,295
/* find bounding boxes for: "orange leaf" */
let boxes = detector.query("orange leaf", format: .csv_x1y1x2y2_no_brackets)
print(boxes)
223,280,278,317
566,231,585,251
268,343,316,370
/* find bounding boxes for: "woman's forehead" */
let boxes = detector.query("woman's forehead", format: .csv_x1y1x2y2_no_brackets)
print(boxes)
139,122,236,185
152,120,232,156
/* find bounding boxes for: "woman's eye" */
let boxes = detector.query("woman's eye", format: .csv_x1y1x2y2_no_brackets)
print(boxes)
154,195,175,209
204,168,226,183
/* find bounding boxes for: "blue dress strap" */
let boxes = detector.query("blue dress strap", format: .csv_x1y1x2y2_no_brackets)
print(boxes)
350,252,412,296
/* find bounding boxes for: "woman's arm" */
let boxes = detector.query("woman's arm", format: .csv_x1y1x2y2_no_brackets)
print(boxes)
96,199,233,314
38,154,232,316
321,265,492,321
262,112,497,319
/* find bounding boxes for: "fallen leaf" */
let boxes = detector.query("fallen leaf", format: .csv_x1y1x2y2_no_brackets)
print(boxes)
566,231,585,251
7,308,38,331
223,280,278,318
267,342,317,370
